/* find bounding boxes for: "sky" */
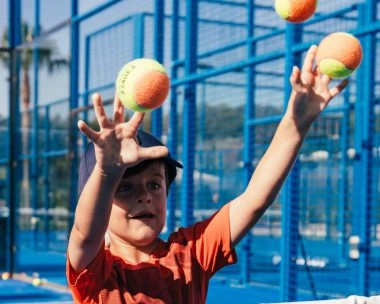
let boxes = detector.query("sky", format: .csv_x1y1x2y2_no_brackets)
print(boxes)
0,0,157,117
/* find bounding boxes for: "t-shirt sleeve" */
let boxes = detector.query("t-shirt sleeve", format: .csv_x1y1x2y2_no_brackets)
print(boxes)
177,203,237,275
66,245,112,303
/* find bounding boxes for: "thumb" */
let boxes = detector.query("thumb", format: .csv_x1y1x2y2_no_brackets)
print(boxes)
138,146,169,162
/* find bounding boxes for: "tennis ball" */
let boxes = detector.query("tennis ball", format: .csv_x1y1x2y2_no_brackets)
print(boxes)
316,32,363,79
1,272,10,280
115,58,170,112
32,278,42,286
274,0,317,23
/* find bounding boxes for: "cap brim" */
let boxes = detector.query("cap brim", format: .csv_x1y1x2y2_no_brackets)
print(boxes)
78,130,183,195
164,156,183,169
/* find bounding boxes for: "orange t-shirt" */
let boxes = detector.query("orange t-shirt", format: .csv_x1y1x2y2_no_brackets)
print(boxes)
67,203,237,304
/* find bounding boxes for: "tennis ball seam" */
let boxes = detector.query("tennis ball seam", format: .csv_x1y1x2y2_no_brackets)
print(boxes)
318,58,354,79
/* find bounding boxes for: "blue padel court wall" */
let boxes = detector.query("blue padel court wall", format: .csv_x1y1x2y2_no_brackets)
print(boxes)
0,1,379,302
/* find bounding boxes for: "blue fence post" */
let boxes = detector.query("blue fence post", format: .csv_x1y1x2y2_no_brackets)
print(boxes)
8,0,22,277
69,0,80,231
351,1,376,296
337,87,351,264
152,0,165,137
167,0,180,234
180,0,198,227
279,22,302,302
83,34,90,117
241,0,255,285
198,82,206,209
133,13,145,59
31,0,41,250
43,105,51,251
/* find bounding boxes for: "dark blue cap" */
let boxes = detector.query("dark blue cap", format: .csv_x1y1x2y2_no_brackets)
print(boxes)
78,130,183,196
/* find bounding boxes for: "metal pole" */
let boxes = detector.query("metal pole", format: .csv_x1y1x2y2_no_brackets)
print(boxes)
280,22,302,302
31,0,41,250
351,2,376,295
241,0,255,285
167,0,180,233
69,0,80,231
152,0,165,137
8,0,21,277
180,0,198,227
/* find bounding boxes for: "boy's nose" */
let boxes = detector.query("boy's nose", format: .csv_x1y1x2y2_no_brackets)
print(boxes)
137,188,152,203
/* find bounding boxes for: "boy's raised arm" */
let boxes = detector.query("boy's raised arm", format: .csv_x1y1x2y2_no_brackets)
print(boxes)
228,45,348,247
67,94,167,271
67,93,129,271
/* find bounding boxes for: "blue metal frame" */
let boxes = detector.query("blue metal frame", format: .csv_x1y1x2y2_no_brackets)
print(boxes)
31,0,40,249
180,0,198,227
337,88,351,263
280,22,303,302
134,14,145,58
69,0,80,229
7,0,21,277
352,1,377,296
167,0,180,234
241,0,255,285
152,0,165,137
43,105,51,250
3,0,380,299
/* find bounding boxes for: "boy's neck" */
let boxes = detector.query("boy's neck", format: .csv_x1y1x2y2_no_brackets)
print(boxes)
109,238,160,264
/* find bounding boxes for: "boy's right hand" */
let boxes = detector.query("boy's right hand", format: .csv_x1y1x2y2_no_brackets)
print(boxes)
77,93,169,177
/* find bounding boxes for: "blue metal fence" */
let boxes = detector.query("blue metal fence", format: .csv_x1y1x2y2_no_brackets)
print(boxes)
0,0,379,302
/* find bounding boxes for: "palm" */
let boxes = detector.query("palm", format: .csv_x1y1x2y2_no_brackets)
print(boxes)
91,122,141,170
78,93,168,173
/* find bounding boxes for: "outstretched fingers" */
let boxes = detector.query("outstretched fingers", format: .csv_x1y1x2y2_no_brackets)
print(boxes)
128,111,145,132
301,45,317,75
92,93,110,129
77,120,98,142
113,94,124,124
329,78,349,99
300,45,318,86
290,66,301,86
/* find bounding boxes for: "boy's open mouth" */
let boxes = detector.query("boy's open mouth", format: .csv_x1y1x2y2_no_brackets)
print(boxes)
130,212,154,219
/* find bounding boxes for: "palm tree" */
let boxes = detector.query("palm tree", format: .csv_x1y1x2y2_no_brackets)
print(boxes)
1,22,68,208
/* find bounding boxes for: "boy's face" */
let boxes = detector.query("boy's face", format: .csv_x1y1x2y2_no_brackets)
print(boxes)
108,161,168,248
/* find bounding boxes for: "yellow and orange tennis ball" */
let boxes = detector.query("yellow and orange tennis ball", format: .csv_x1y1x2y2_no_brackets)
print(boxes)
32,278,42,286
275,0,317,23
115,58,170,112
316,32,363,78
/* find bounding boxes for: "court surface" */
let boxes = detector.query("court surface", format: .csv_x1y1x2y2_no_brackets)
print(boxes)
1,243,378,303
0,277,299,304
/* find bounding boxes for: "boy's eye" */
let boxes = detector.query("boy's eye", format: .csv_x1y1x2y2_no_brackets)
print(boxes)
116,184,132,193
149,182,160,190
116,182,161,193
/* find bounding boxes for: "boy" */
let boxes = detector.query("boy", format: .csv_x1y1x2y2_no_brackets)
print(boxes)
67,45,348,303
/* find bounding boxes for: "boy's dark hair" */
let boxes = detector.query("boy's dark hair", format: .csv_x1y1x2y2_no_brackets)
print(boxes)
77,130,183,196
